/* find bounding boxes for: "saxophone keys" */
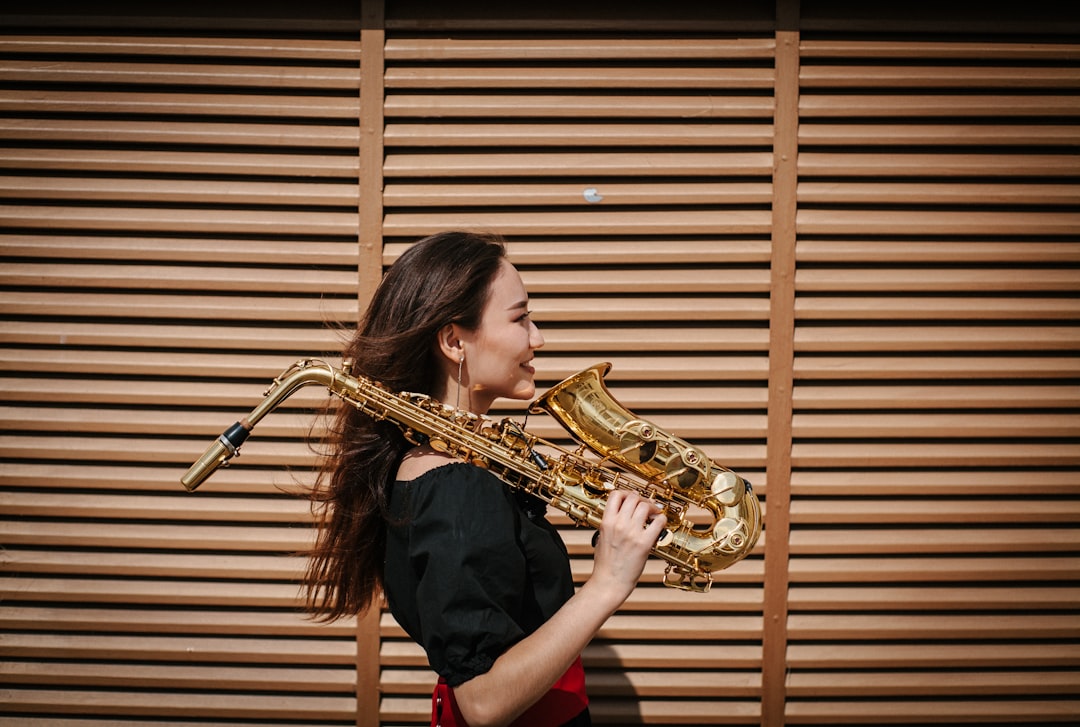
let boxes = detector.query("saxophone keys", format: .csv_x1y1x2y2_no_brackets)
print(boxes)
710,470,746,507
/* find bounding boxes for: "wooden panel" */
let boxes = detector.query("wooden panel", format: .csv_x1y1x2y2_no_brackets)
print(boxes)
377,27,774,726
0,19,362,727
786,33,1080,725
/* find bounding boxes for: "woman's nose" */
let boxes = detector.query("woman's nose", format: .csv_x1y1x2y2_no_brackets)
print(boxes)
530,321,545,349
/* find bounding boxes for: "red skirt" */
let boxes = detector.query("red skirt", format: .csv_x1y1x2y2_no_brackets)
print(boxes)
431,656,588,727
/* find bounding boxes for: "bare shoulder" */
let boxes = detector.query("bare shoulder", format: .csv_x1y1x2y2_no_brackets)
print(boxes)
396,444,460,482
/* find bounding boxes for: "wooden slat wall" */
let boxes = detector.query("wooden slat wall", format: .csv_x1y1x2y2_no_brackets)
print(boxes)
3,3,1079,727
375,30,774,725
0,16,364,725
786,33,1080,725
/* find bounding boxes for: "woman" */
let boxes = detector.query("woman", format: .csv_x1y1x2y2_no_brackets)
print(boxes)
303,231,665,727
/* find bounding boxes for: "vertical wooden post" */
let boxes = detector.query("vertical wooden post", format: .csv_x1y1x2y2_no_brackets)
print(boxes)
356,1,385,726
762,1,799,725
358,0,386,313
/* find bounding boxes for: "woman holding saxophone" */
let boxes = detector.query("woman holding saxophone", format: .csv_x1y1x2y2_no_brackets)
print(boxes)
303,231,666,727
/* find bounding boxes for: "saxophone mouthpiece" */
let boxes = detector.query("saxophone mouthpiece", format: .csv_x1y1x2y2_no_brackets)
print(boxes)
181,421,250,491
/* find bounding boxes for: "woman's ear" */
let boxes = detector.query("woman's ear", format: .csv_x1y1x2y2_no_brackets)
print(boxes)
436,323,465,363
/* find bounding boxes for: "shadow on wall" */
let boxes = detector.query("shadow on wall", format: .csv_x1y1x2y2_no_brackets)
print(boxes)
586,643,643,723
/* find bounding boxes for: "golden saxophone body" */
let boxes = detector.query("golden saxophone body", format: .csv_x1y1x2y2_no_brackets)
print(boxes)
182,359,761,592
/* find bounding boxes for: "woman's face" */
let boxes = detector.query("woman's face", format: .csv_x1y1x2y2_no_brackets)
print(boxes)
461,259,545,413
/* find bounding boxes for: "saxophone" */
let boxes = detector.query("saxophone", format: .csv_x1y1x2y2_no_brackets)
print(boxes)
181,359,761,592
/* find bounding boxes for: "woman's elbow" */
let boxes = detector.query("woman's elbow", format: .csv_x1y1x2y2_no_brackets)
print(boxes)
453,680,516,727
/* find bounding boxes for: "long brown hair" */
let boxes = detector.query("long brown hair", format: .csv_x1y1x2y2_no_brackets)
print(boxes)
303,231,507,621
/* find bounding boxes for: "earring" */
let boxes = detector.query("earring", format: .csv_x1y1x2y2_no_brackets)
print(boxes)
456,352,465,410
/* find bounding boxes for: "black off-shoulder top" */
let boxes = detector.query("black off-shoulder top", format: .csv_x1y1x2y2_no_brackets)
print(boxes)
383,462,576,687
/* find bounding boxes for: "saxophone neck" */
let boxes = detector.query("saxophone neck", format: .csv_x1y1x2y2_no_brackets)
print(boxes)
181,359,337,491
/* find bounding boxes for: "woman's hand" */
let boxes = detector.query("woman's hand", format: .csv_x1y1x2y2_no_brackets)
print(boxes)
586,489,667,608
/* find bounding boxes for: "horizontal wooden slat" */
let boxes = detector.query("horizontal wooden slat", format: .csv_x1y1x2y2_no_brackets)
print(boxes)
0,688,355,720
385,66,773,89
0,491,311,522
0,205,358,234
0,433,315,466
790,529,1080,555
789,613,1080,639
0,462,312,493
385,121,773,146
791,499,1080,525
795,384,1080,408
799,181,1080,205
797,240,1080,264
794,355,1080,380
800,152,1080,176
0,35,361,59
0,521,313,551
790,470,1079,497
0,380,330,407
787,671,1080,697
789,586,1080,611
795,325,1080,352
0,263,356,292
384,37,776,60
0,91,359,118
383,209,774,236
0,118,359,147
384,181,773,206
796,269,1080,292
0,149,356,175
3,551,308,580
385,150,772,176
793,412,1080,438
0,321,344,350
0,577,313,607
799,40,1080,60
0,719,336,727
1,661,353,691
0,61,359,88
0,175,358,205
0,234,360,264
531,297,770,322
0,292,357,322
792,442,1078,467
385,93,775,118
789,556,1080,582
799,94,1080,117
784,699,1080,725
787,643,1080,668
804,209,1080,235
800,123,1080,146
390,239,773,265
0,605,352,636
796,297,1080,320
800,65,1080,88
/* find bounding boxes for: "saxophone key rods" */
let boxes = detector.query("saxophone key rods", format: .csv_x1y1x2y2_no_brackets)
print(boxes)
182,359,761,592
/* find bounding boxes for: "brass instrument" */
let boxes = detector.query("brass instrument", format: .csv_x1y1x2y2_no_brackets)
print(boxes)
182,359,760,592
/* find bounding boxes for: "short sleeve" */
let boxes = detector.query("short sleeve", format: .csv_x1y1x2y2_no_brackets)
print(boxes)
386,464,531,685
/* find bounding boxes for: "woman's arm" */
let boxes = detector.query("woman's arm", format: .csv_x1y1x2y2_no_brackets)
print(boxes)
452,489,666,727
